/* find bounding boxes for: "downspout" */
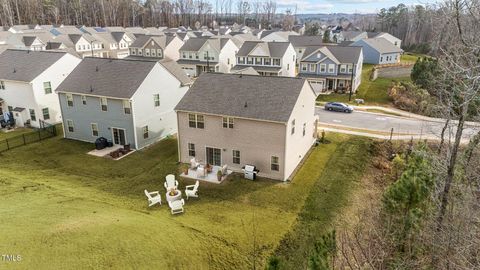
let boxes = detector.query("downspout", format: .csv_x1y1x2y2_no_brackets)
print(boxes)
176,111,181,163
57,93,66,138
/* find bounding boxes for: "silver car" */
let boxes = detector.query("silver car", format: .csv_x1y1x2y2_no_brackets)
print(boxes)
324,102,354,113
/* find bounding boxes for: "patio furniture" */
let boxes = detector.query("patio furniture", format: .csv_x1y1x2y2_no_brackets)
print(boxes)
196,165,206,178
164,174,179,190
166,189,182,202
190,158,200,169
169,199,185,215
144,190,162,207
221,164,228,176
185,181,199,199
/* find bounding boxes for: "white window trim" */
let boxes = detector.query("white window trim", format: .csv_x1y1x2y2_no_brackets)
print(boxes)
91,123,99,137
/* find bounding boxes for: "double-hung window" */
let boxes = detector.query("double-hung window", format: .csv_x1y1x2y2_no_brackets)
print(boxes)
42,108,50,120
29,109,36,121
309,64,316,72
222,117,234,129
271,156,279,171
301,64,307,71
0,81,5,90
91,123,98,137
66,93,74,107
123,100,131,114
100,97,108,111
303,123,306,137
188,143,196,157
328,64,335,73
188,114,204,129
232,150,240,164
143,126,149,139
320,64,326,73
67,120,74,132
291,119,295,135
153,94,160,107
81,95,87,105
44,82,52,94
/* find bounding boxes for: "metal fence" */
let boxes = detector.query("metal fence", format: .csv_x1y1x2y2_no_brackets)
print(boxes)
0,121,57,153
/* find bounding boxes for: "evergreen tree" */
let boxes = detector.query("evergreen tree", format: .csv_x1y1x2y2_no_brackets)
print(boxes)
308,230,336,270
411,57,439,90
305,23,320,36
265,256,281,270
322,30,331,43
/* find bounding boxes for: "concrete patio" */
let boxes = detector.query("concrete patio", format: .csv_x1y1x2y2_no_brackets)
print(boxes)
87,145,135,160
180,165,232,184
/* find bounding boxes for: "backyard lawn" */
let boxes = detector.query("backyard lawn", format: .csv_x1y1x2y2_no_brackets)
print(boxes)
0,127,34,140
317,63,411,105
0,132,373,269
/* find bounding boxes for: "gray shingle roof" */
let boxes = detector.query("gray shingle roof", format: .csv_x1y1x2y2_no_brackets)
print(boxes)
56,58,157,99
358,38,403,54
175,73,307,123
0,49,67,82
301,45,362,63
237,41,291,58
288,35,325,47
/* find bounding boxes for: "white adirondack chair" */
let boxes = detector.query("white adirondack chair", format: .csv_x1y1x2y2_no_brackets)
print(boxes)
164,174,179,190
185,181,199,199
190,158,200,169
144,190,161,207
169,199,185,215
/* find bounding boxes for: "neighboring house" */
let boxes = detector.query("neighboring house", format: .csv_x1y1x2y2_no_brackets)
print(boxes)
367,32,402,48
260,30,299,42
233,41,296,77
175,73,317,181
352,38,402,65
67,34,106,58
91,32,130,59
177,37,238,77
56,58,190,150
292,24,306,35
0,49,81,128
129,35,183,60
298,45,363,94
21,36,47,51
288,35,328,67
340,31,368,43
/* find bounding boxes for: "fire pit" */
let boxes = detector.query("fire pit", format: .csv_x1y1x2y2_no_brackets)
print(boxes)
165,188,182,202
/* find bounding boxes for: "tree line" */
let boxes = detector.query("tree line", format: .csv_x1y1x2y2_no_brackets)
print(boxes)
0,0,278,29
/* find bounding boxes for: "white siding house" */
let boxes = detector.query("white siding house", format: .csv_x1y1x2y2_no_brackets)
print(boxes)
0,50,81,128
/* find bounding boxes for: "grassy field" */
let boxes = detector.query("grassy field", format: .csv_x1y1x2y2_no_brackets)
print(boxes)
317,63,411,105
0,127,34,140
0,132,372,269
401,52,427,63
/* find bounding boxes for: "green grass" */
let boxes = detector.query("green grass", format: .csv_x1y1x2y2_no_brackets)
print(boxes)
274,137,374,269
401,52,427,63
317,63,412,105
0,132,371,269
0,127,34,140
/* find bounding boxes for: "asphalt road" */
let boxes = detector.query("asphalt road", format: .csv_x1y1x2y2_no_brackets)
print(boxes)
316,107,479,140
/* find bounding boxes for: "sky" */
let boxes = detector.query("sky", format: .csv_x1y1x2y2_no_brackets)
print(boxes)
272,0,439,14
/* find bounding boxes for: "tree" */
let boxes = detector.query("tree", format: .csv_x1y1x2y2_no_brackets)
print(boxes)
305,22,319,36
411,57,439,91
265,256,281,270
308,230,336,270
322,30,330,43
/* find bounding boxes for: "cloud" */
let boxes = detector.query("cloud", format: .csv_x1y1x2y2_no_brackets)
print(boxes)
275,0,334,12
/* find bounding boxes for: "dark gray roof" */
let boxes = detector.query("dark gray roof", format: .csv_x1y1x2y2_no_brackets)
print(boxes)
180,37,231,52
341,31,366,41
22,36,37,46
175,73,307,123
367,32,381,38
56,58,157,99
237,41,291,58
301,45,362,63
159,58,192,86
0,49,67,82
288,36,325,47
110,32,125,43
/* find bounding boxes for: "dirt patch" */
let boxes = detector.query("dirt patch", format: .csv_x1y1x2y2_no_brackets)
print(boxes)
377,66,413,79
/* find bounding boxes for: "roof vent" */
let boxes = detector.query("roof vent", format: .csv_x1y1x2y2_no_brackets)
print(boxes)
90,85,94,92
13,68,16,73
244,101,248,108
95,66,99,72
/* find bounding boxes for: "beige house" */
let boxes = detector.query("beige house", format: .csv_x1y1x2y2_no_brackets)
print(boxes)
175,73,317,181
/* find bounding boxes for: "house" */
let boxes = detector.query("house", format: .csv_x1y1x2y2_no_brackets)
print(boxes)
56,58,190,150
177,37,238,77
288,35,329,67
351,38,402,65
298,45,363,94
129,35,183,61
367,32,402,48
233,41,296,77
260,30,299,42
0,49,81,128
175,73,317,181
67,34,107,58
340,31,368,43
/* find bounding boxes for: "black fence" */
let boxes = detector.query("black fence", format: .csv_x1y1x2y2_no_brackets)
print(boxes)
0,122,57,153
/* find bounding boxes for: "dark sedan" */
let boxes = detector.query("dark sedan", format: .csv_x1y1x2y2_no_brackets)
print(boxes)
324,102,354,113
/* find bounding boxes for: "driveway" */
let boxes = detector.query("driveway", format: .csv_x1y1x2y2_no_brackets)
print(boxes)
316,107,479,141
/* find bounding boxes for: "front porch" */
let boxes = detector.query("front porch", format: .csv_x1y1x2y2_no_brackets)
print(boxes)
180,165,233,184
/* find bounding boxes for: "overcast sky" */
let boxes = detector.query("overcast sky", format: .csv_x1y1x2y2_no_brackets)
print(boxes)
272,0,438,14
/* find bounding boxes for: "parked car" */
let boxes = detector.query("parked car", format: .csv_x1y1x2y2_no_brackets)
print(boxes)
324,102,354,113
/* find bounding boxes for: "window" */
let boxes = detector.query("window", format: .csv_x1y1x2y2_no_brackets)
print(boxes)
380,56,383,62
91,123,98,137
153,94,160,107
42,108,50,120
320,64,326,73
145,48,150,56
66,93,74,107
0,80,5,90
271,156,279,171
131,49,136,55
123,100,131,114
43,82,52,94
222,117,234,129
255,57,262,65
291,119,295,135
157,49,162,57
328,64,335,73
100,97,107,111
309,64,316,72
303,123,306,137
273,58,280,66
264,58,271,65
188,143,196,157
301,64,307,71
233,150,240,164
143,126,149,139
247,57,253,64
340,65,346,73
188,114,204,129
29,109,36,121
182,52,187,58
348,65,353,73
138,49,143,55
151,50,156,57
287,64,290,70
66,119,74,132
81,95,87,105
227,58,230,65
